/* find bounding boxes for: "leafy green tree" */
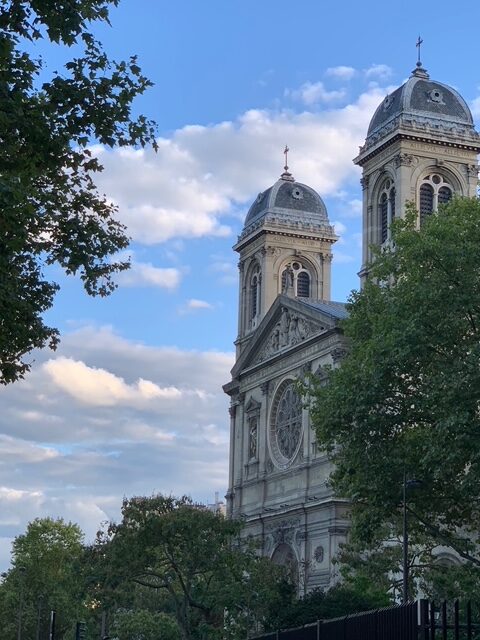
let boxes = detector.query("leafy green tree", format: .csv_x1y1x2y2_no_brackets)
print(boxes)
0,0,156,384
111,609,181,640
265,580,390,630
0,517,86,639
307,198,480,597
90,494,293,640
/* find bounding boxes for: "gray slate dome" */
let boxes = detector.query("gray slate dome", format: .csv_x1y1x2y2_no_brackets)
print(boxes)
240,165,331,241
367,64,475,141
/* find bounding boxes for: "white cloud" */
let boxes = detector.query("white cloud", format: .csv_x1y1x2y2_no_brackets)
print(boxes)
336,197,363,219
326,66,356,80
118,262,182,289
44,357,185,406
178,298,214,315
209,258,238,285
471,96,480,118
365,64,393,80
91,85,387,246
333,249,356,264
332,220,347,236
286,81,346,105
0,327,234,569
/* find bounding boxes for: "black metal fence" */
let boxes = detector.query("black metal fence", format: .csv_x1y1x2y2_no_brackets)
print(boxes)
250,600,480,640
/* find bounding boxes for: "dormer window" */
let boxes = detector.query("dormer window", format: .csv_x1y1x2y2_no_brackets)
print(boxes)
379,179,396,244
419,174,452,224
281,261,311,298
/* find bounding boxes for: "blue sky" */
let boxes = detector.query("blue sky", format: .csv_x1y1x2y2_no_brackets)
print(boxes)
1,0,480,568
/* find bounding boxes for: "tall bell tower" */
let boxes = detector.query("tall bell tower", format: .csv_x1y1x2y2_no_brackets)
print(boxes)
234,153,337,357
354,57,480,282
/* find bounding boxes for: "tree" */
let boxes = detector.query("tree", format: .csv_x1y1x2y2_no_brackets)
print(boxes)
90,494,293,640
0,517,86,640
110,609,181,640
264,580,390,631
0,0,157,384
307,199,480,597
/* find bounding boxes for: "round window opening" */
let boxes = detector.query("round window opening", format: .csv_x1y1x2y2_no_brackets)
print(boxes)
269,380,303,469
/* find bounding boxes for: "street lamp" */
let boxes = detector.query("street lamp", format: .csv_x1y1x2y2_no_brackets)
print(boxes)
17,566,26,640
36,594,44,640
402,471,422,603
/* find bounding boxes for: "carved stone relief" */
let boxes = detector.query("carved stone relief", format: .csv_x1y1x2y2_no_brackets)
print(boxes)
253,307,324,365
331,347,348,364
393,153,415,167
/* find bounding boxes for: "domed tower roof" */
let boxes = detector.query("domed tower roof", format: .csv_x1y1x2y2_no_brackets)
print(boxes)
356,63,480,164
236,165,335,250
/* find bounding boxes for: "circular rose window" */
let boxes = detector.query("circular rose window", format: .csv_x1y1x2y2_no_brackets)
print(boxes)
269,380,303,469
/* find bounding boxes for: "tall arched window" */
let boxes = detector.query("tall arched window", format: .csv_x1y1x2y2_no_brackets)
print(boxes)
249,265,261,326
419,174,453,224
380,192,388,243
378,179,395,244
280,261,311,298
297,271,310,297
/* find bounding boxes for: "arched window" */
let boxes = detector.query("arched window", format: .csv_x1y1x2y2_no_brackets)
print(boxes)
378,179,395,244
297,271,310,297
280,261,311,298
420,183,434,224
419,174,453,224
438,185,452,205
249,265,261,326
389,187,396,220
380,192,388,243
250,275,258,318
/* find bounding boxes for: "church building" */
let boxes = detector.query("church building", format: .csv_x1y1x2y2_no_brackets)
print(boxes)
224,57,479,592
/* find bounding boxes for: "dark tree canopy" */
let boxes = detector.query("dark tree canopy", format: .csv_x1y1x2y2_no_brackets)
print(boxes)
308,199,480,597
90,494,292,640
0,0,157,383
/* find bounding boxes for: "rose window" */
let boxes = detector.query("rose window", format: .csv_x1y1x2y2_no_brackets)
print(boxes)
269,381,303,469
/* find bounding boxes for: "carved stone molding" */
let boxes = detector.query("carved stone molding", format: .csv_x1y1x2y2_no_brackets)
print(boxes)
360,175,369,190
301,361,312,376
467,163,479,178
313,545,324,564
393,153,415,168
331,347,348,363
228,405,236,418
261,380,270,395
295,530,307,544
266,245,282,257
266,518,301,547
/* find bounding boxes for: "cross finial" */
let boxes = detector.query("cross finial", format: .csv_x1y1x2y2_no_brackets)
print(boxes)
280,145,294,181
284,144,289,171
416,35,423,65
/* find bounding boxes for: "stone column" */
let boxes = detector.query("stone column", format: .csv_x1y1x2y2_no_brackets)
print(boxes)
226,403,236,517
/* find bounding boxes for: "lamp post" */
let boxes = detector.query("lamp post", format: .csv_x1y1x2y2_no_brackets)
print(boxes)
36,594,44,640
17,566,26,640
402,471,422,603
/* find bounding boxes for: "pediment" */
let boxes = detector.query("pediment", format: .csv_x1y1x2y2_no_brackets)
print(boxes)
232,295,342,376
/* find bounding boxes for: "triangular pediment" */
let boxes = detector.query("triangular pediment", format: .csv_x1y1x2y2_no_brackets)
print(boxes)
231,295,344,376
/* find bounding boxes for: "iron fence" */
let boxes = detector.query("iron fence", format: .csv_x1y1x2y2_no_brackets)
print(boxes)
250,600,480,640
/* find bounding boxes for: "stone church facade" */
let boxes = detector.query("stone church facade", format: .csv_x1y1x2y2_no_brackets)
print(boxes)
224,60,479,592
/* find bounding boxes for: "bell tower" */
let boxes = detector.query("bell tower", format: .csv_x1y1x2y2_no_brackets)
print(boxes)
355,57,480,283
234,157,337,356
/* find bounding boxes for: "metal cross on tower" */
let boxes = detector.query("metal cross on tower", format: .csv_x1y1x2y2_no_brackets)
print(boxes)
416,35,423,64
284,145,289,171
